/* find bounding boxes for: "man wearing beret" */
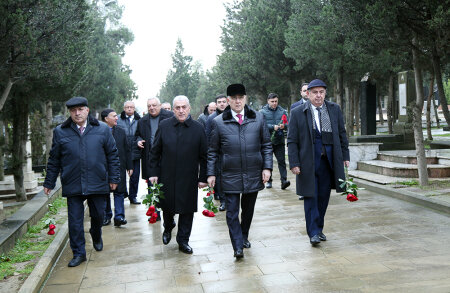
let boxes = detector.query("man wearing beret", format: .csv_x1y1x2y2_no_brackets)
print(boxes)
287,79,350,246
101,109,133,227
44,97,121,267
207,84,273,258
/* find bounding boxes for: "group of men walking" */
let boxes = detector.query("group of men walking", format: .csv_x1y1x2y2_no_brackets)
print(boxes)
43,79,349,267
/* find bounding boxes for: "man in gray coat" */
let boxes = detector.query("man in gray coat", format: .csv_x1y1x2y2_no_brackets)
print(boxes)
208,84,272,259
287,79,349,246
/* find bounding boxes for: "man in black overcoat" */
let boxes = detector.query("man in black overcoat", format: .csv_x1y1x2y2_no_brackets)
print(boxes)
149,95,208,254
287,79,350,246
135,97,173,211
101,109,133,227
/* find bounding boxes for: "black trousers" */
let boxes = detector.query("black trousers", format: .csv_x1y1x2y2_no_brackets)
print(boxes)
67,194,107,257
269,143,287,183
225,192,258,251
162,211,194,245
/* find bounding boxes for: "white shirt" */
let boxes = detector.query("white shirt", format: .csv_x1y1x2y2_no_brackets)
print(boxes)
128,115,133,123
76,121,88,131
231,108,245,123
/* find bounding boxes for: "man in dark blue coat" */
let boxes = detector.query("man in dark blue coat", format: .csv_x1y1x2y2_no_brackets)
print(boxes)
44,97,120,267
287,79,350,246
208,84,272,259
260,93,290,190
290,82,309,111
117,101,141,204
101,109,133,227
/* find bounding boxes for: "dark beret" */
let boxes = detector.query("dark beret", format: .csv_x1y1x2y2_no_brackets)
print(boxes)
66,97,88,108
100,108,115,121
267,93,278,100
227,84,246,96
307,79,327,90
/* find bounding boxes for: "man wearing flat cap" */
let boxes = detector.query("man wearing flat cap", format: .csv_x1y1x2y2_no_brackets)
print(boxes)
44,97,120,267
208,84,273,259
287,79,350,246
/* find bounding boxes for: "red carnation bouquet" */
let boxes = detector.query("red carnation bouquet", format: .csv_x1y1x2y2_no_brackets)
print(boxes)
45,218,56,235
143,183,165,223
339,167,363,202
270,114,288,143
202,187,218,217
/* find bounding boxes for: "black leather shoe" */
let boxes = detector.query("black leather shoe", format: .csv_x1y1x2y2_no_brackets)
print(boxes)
219,203,226,211
114,217,127,227
102,218,111,226
234,249,244,258
266,182,272,189
68,255,87,267
318,232,327,241
298,196,304,200
281,180,290,190
93,238,103,251
310,235,321,246
178,243,193,254
162,230,172,245
129,198,141,204
243,239,251,249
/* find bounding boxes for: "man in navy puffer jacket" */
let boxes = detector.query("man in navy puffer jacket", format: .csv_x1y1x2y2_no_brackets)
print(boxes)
44,97,120,267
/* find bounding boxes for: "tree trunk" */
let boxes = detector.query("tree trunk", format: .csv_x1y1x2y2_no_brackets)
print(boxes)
411,36,428,186
387,74,395,134
288,80,297,110
0,120,4,181
44,100,53,163
354,87,360,133
432,43,450,127
426,73,434,141
336,67,344,109
377,94,384,125
11,98,29,201
345,86,353,136
431,87,440,128
0,78,14,113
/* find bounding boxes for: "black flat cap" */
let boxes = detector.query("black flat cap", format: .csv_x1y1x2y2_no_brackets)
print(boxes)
307,79,327,90
100,108,115,121
66,97,88,108
227,84,246,96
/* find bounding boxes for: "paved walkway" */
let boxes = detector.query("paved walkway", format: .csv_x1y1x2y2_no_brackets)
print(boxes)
42,172,450,293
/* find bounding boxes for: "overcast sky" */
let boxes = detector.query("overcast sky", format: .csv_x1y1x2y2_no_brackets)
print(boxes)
118,0,232,113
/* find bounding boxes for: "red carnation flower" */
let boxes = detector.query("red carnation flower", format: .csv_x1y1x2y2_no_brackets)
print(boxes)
208,211,215,217
49,224,56,230
47,229,55,235
149,217,157,224
206,192,211,196
346,194,358,202
146,206,156,216
281,114,288,124
202,210,209,216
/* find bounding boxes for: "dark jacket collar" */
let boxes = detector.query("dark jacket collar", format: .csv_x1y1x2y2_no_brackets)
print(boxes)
61,115,99,128
172,115,192,127
203,105,209,115
216,108,224,115
120,111,141,120
222,105,256,121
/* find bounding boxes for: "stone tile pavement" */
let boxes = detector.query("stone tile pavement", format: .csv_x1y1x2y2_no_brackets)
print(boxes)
42,172,450,293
